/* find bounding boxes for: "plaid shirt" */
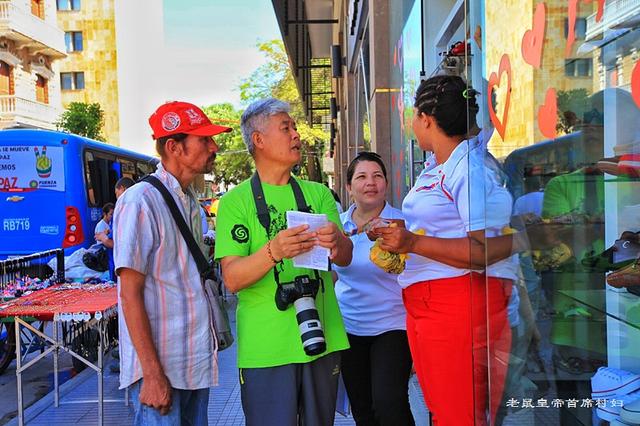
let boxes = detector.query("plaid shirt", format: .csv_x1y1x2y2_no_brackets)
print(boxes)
113,163,218,390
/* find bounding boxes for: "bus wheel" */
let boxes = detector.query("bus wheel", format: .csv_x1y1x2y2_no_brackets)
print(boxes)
0,322,16,374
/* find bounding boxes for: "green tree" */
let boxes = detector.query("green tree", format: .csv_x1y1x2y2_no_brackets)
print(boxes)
56,102,106,141
201,103,252,185
239,40,303,117
239,39,330,181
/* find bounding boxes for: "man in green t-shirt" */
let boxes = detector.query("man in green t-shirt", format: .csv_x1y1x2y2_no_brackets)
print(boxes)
215,98,352,426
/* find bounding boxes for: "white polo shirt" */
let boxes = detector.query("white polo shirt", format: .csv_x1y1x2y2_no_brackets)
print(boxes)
334,202,407,336
398,136,519,288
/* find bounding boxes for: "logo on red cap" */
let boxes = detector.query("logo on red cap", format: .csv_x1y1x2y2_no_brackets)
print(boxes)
184,108,205,125
161,112,181,132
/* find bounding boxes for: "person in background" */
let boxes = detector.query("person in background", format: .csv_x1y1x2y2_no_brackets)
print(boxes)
115,177,136,199
95,203,114,249
97,177,135,248
334,151,414,426
94,203,115,280
114,101,231,424
200,205,209,235
372,75,520,425
326,182,344,214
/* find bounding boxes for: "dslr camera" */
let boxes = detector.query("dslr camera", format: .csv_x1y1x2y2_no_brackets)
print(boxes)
275,275,326,356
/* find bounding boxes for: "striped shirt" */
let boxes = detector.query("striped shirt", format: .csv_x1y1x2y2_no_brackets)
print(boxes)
113,163,218,390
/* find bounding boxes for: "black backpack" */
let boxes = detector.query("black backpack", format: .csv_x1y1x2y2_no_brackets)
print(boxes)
82,246,109,272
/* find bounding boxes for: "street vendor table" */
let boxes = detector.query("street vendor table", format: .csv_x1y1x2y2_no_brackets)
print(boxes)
0,283,120,426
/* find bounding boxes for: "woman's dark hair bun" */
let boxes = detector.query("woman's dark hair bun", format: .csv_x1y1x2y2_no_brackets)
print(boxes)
413,75,478,137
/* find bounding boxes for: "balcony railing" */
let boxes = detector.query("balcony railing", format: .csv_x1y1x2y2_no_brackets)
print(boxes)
0,95,61,129
0,1,65,57
586,0,640,40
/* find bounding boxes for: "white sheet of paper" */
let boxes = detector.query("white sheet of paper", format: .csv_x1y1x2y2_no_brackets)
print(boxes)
286,211,330,271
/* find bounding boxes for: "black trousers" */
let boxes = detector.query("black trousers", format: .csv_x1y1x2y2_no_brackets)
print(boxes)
341,330,415,426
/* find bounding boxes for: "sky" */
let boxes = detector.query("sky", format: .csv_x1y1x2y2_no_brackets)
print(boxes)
115,0,281,154
162,0,282,108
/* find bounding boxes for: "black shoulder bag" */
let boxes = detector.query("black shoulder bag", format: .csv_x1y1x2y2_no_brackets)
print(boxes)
141,175,234,351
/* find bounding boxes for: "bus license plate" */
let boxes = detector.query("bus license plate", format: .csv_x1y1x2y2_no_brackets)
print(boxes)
3,218,30,231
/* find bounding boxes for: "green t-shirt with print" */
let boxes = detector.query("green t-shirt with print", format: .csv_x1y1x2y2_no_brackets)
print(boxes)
214,177,349,368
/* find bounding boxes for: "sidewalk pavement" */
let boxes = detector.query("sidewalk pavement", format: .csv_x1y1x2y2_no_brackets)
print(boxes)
6,295,429,425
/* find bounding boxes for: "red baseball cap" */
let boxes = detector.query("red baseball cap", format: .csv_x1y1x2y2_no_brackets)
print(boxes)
149,101,232,139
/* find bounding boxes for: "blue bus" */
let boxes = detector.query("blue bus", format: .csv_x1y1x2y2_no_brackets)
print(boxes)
0,129,157,259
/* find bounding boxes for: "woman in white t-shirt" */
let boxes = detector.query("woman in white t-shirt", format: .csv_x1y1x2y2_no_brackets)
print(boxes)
373,75,521,426
94,202,115,279
334,152,414,426
94,203,114,249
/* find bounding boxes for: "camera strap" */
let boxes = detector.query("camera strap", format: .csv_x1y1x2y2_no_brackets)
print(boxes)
142,175,211,277
250,172,321,285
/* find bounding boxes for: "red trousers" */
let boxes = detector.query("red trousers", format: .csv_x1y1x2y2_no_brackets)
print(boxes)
403,273,512,426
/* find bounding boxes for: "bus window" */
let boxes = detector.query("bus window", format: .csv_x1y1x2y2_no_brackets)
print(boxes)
118,158,136,178
84,151,96,206
136,161,154,179
84,150,118,207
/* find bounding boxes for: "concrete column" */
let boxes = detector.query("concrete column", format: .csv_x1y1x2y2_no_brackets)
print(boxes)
368,0,393,201
337,69,358,203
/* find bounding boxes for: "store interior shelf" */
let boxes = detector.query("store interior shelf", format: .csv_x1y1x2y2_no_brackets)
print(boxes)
558,288,640,331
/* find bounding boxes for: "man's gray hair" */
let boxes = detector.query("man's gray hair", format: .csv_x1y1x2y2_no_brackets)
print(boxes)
241,98,290,155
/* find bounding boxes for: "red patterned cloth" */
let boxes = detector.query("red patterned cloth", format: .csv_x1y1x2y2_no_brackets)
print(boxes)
0,284,117,321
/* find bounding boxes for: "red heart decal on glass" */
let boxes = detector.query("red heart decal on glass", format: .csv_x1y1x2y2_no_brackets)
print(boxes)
487,54,512,141
522,2,546,69
538,88,557,139
583,0,605,22
566,0,579,56
632,60,640,109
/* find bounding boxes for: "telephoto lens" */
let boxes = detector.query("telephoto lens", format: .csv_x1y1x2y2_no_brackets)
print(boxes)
294,296,326,356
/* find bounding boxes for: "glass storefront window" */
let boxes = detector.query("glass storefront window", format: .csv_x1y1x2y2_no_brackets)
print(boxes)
354,29,371,153
474,0,640,425
388,0,640,424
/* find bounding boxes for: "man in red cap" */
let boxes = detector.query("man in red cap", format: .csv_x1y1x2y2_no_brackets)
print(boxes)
113,101,231,424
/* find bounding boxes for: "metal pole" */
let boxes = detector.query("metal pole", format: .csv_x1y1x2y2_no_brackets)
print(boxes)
16,319,24,426
98,319,104,426
53,319,59,407
56,249,65,283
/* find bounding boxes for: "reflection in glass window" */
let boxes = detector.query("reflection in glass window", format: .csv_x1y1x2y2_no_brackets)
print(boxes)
565,58,592,77
57,0,80,10
60,73,72,90
75,72,84,89
64,32,83,52
60,72,85,90
564,17,587,40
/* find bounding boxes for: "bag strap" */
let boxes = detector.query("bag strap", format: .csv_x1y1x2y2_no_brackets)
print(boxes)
141,175,209,276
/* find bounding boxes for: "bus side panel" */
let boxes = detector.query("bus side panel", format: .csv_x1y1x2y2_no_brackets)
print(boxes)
0,137,69,258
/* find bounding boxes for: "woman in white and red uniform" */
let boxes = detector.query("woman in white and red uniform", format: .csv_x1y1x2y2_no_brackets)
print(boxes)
374,75,520,426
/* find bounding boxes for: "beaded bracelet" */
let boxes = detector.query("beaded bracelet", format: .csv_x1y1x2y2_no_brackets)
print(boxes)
266,240,280,264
